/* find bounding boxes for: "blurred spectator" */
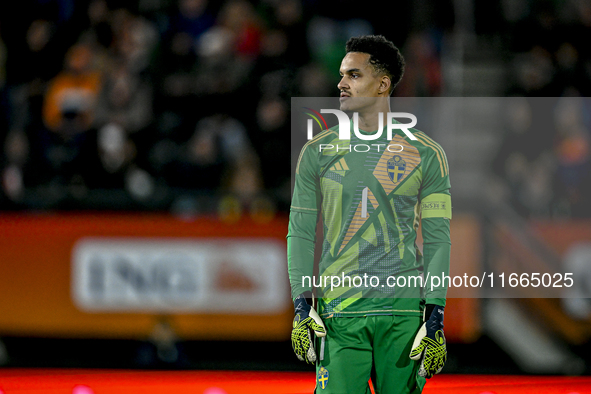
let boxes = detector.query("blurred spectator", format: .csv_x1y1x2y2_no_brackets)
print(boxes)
85,123,136,190
492,94,591,219
153,21,201,143
94,59,153,134
34,42,102,195
137,318,186,366
490,97,558,217
9,19,64,86
190,0,263,98
5,19,67,172
169,0,215,42
157,113,260,202
2,37,96,207
509,0,563,54
0,22,8,202
0,22,6,89
43,43,101,134
395,31,442,97
553,96,591,217
2,130,28,202
264,0,309,67
508,46,557,96
565,0,591,96
296,62,331,96
252,96,289,203
153,0,214,100
78,0,114,51
217,0,262,59
505,0,591,97
152,0,219,147
194,26,242,95
109,7,159,74
246,28,300,111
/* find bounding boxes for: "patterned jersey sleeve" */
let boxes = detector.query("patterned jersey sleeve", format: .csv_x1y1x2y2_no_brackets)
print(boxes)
417,136,452,306
287,141,321,298
419,137,451,216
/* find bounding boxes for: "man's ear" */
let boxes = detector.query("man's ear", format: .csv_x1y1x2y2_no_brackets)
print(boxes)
379,75,392,95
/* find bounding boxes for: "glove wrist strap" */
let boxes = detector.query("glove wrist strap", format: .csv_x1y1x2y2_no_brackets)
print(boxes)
294,291,313,306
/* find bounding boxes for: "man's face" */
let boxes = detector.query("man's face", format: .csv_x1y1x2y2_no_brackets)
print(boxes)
337,52,385,111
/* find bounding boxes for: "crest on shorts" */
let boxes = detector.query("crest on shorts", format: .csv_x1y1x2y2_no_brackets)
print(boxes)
387,155,406,183
317,366,329,390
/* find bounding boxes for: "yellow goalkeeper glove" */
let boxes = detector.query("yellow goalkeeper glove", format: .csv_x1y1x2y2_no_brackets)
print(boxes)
410,304,447,378
291,292,326,364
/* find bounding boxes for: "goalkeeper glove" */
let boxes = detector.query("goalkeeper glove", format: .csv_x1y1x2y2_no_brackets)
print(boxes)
291,291,326,364
410,304,447,378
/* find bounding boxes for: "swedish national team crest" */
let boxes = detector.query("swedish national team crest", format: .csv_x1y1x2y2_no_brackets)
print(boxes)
317,366,329,390
387,155,406,183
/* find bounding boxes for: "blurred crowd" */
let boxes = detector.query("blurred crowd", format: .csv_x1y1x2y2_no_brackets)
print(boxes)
0,0,310,215
491,0,591,218
0,0,453,216
491,96,591,218
0,0,589,219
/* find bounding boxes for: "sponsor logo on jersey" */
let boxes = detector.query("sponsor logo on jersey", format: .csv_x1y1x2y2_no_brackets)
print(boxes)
387,155,406,183
330,157,349,172
317,366,329,389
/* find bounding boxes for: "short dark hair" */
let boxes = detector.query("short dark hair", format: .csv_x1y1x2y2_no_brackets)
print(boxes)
345,35,405,95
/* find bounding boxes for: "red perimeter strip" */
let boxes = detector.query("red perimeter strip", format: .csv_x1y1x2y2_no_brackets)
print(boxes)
0,370,589,394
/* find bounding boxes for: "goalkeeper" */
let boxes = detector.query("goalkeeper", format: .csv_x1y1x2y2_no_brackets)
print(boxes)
288,35,451,393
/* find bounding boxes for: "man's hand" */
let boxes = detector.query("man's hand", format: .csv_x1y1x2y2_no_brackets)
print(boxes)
291,292,326,364
410,304,446,378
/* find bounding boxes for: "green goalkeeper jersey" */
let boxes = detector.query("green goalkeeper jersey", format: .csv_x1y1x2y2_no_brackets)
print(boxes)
288,123,452,318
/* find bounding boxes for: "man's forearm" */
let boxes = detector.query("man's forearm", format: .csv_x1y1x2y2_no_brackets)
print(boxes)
424,241,451,306
287,235,315,299
287,210,318,299
422,217,451,306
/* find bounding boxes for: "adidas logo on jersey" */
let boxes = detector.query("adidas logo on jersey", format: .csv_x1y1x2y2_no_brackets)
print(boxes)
330,157,349,172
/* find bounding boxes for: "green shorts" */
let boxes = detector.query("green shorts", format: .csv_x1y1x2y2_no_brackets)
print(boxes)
315,315,426,394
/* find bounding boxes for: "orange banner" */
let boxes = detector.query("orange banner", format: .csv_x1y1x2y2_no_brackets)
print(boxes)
0,213,481,343
0,213,292,340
